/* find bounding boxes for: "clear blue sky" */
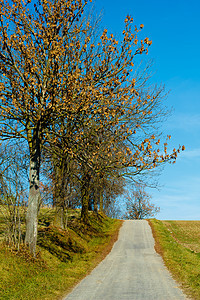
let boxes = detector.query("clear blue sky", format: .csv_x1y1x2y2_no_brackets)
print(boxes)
94,0,200,220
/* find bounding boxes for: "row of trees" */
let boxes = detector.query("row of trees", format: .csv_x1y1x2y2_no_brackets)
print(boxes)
0,0,184,255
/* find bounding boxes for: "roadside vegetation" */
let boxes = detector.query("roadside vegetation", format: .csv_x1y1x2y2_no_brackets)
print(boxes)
0,207,122,300
149,219,200,299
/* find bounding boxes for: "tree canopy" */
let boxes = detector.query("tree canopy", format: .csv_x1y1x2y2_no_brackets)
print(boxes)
0,0,184,255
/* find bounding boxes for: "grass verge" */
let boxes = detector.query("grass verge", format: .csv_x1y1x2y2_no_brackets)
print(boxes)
149,219,200,300
0,210,122,300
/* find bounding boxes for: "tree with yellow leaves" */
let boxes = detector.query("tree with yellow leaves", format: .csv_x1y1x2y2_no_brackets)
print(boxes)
0,0,184,254
0,0,95,255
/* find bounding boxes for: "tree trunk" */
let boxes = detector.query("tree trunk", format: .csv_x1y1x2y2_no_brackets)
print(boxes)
25,138,41,256
94,194,98,215
81,174,91,224
93,185,98,215
81,193,89,224
88,194,93,211
54,203,67,229
99,188,103,212
52,159,68,229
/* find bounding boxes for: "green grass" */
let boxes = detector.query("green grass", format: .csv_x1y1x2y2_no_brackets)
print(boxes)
0,209,122,300
149,219,200,300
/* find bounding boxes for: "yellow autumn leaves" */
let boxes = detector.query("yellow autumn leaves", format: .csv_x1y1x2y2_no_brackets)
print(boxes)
0,0,185,180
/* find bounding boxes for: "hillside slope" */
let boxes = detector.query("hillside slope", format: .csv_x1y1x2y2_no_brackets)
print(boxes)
0,209,122,300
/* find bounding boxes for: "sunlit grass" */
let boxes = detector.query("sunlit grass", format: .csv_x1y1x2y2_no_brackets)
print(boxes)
0,209,122,300
149,219,200,300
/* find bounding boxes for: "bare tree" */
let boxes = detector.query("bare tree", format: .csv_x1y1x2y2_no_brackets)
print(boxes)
0,142,28,248
124,184,160,219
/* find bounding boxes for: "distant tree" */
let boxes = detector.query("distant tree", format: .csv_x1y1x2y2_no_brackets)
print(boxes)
124,185,160,219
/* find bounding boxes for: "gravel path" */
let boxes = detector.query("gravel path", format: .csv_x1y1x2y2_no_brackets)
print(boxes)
64,220,187,300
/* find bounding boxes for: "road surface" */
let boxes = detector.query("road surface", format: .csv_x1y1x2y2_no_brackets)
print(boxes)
64,220,187,300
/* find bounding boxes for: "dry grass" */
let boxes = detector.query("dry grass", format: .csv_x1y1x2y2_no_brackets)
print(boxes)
162,221,200,253
149,219,200,300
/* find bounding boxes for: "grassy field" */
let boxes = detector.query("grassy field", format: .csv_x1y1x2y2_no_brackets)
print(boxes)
0,208,122,300
149,219,200,300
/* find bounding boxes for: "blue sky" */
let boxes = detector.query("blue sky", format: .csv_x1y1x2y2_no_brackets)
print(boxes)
94,0,200,220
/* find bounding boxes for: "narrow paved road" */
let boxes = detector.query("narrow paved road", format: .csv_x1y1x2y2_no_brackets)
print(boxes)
64,220,187,300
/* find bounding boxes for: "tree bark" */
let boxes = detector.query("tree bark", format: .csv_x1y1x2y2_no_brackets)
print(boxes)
99,188,103,212
94,194,98,215
54,203,67,229
93,185,98,215
52,158,69,229
25,135,41,256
